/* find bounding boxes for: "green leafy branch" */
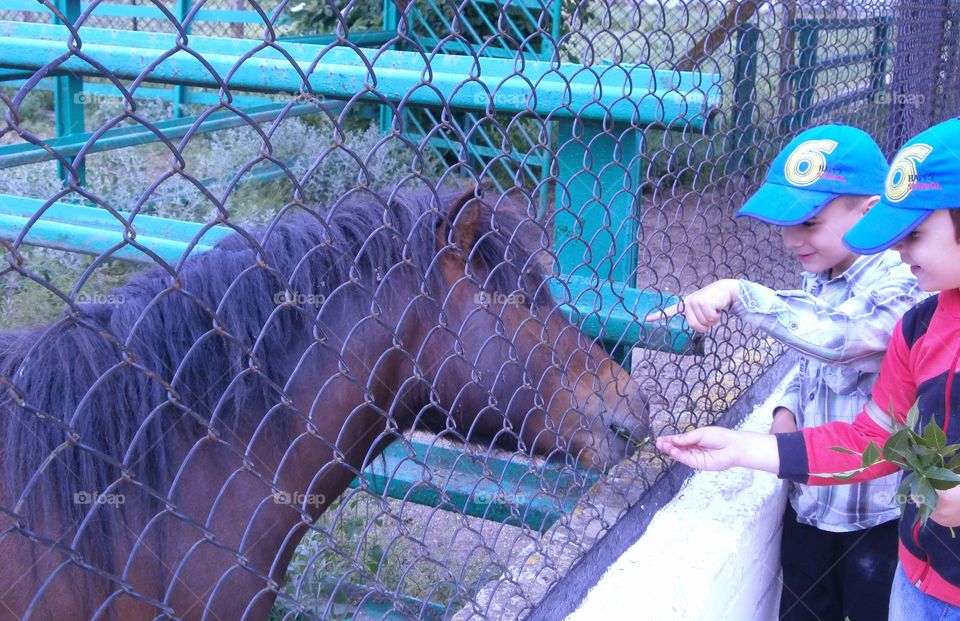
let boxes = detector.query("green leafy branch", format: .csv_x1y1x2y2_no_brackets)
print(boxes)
811,402,960,529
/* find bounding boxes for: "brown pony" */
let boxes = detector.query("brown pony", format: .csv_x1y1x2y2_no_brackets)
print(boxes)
0,186,649,619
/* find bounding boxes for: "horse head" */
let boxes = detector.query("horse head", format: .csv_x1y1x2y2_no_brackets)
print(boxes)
407,185,651,470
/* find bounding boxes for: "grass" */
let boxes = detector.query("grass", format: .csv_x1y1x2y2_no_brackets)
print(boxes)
269,491,507,620
0,89,444,327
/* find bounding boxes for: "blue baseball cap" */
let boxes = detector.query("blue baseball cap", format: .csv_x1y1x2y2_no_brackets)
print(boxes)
844,118,960,254
737,124,888,225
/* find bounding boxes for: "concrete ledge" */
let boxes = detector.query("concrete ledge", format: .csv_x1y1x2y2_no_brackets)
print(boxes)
567,366,797,621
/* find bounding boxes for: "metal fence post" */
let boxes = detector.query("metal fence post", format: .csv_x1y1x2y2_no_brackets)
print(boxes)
378,0,399,142
53,0,84,185
173,0,191,118
727,22,759,173
870,22,891,106
940,1,960,119
793,23,819,130
553,118,643,369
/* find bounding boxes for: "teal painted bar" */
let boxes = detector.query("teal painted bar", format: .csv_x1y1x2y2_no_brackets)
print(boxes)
0,195,233,263
0,69,35,81
0,102,320,169
0,22,721,128
0,194,700,353
0,78,308,109
0,212,220,263
348,440,600,532
4,0,277,24
548,275,702,356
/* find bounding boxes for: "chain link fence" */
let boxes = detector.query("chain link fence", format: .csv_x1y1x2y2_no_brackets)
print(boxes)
1,0,958,619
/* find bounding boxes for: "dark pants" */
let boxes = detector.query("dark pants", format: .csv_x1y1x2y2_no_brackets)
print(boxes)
779,504,900,621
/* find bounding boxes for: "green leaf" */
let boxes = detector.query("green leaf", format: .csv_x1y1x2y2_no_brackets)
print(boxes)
942,444,960,459
917,501,935,527
883,429,914,461
898,475,914,503
907,401,921,431
926,467,960,490
904,451,925,472
910,475,923,499
810,467,871,480
919,450,939,470
917,477,938,509
927,467,960,481
862,442,882,467
924,419,948,451
830,446,860,456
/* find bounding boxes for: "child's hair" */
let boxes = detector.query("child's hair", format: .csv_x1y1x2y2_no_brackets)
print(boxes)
952,209,960,243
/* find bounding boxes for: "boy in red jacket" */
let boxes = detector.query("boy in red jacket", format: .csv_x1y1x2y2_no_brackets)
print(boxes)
657,117,960,620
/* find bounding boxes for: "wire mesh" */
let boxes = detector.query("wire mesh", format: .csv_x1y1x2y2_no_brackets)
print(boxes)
1,0,959,619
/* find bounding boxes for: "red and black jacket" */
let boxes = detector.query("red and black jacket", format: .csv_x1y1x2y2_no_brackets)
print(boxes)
778,288,960,605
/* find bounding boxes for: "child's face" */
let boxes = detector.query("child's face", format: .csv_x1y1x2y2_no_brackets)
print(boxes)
780,196,871,276
892,209,960,292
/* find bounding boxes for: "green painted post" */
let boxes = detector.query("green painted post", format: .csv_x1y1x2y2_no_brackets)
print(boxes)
553,117,643,368
536,0,564,220
793,24,819,129
871,22,891,106
53,0,84,185
727,23,759,173
546,0,562,60
378,0,399,138
173,0,191,118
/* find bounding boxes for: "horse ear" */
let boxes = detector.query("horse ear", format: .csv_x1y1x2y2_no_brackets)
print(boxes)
438,185,483,253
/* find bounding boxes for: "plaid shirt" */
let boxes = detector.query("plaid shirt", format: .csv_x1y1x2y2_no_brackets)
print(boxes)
730,250,924,532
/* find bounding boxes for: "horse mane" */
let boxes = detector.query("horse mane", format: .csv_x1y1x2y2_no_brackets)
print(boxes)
0,185,551,571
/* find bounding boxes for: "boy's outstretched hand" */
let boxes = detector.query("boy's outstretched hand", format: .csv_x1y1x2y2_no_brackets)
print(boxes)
656,427,741,470
644,279,740,332
656,427,781,474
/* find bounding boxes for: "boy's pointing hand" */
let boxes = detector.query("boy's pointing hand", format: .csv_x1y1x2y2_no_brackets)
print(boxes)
644,279,740,333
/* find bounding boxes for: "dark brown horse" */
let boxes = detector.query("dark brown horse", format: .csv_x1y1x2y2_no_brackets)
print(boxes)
0,186,649,619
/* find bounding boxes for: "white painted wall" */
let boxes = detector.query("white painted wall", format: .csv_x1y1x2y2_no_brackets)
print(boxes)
567,368,797,621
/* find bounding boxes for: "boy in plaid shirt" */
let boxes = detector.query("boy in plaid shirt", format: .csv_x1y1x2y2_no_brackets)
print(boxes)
649,124,922,620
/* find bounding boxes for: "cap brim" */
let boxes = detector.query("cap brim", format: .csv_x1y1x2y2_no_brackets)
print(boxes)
735,183,839,225
842,202,933,254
